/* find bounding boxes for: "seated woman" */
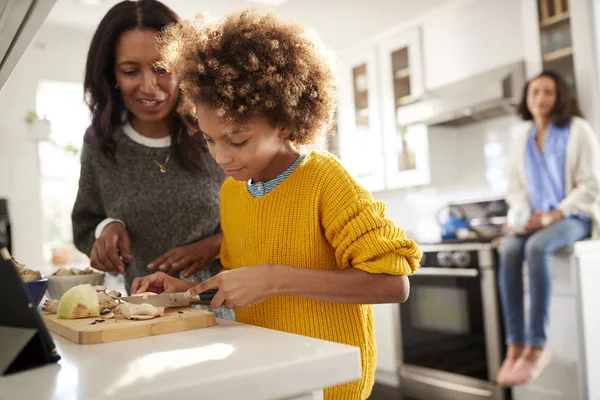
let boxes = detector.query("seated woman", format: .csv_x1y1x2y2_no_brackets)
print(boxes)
497,70,600,386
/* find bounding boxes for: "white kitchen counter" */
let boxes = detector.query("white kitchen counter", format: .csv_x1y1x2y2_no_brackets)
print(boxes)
0,319,361,400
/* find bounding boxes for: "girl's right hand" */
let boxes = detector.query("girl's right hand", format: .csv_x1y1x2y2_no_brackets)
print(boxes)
131,272,192,294
90,222,133,274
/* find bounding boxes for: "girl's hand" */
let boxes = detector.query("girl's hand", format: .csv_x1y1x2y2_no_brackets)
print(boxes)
185,265,276,309
148,234,222,278
131,271,193,294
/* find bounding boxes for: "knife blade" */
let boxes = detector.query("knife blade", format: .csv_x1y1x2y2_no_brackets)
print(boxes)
120,289,217,307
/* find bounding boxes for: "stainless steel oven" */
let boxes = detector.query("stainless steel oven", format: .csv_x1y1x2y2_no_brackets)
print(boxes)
398,242,508,400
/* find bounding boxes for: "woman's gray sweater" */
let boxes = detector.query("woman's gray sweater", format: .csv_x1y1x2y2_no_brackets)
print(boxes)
72,128,233,319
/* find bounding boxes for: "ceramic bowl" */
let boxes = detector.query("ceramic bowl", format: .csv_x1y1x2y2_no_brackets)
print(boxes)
24,279,48,307
46,272,105,300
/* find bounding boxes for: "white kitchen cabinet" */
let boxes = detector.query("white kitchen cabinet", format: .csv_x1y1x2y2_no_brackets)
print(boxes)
516,295,579,400
520,0,600,134
377,27,430,190
514,242,600,400
421,0,524,90
373,303,401,386
337,26,429,192
337,47,386,192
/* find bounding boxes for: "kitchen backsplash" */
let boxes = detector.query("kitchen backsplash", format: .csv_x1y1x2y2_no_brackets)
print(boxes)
374,115,529,243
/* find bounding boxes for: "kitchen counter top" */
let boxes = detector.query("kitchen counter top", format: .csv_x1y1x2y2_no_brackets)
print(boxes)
0,319,361,400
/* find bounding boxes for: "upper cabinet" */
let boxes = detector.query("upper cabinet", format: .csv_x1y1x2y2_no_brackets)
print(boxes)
336,27,430,192
421,0,525,90
336,47,386,192
522,0,600,132
377,27,430,189
537,0,576,93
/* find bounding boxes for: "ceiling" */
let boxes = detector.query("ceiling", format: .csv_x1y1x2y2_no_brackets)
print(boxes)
44,0,453,51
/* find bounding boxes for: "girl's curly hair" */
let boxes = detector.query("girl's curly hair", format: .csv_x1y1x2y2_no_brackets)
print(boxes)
158,8,337,145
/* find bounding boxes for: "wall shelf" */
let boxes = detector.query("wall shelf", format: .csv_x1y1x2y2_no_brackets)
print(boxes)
539,12,569,28
542,46,572,63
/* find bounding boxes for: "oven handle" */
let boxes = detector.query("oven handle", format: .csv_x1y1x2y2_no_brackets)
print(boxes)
415,267,479,278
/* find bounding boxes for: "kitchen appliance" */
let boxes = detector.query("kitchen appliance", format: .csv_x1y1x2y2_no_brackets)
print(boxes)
0,0,56,90
396,61,526,128
436,204,473,241
398,197,510,400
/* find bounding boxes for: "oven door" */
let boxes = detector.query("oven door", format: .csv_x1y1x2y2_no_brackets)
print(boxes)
400,267,489,381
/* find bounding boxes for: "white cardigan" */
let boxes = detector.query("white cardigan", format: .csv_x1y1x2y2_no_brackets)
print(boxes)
506,117,600,238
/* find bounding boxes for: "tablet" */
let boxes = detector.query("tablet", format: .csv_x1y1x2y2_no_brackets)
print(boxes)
0,246,60,375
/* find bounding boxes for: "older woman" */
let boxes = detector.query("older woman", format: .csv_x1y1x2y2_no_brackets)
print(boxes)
71,0,232,319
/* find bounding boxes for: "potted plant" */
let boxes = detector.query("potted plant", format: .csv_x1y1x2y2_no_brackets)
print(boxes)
24,111,51,142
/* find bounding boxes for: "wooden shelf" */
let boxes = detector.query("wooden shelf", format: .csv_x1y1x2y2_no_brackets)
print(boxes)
394,68,411,80
540,12,569,28
356,108,369,118
542,46,573,63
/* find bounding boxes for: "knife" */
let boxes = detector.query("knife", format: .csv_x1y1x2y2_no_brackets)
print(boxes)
120,289,217,307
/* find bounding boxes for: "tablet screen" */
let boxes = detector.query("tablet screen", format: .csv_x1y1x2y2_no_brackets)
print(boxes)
0,247,60,375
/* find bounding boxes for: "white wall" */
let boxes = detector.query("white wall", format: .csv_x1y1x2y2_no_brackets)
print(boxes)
0,24,92,266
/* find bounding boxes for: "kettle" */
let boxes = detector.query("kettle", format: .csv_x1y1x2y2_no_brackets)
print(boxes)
436,204,472,240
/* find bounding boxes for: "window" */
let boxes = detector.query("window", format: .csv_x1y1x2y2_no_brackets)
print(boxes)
36,80,90,264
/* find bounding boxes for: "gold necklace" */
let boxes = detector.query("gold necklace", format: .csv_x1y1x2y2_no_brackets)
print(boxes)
153,152,171,173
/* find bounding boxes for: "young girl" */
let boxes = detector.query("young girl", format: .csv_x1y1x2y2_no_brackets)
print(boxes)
132,9,421,399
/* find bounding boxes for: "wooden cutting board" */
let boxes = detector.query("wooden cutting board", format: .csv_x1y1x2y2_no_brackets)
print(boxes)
42,307,216,344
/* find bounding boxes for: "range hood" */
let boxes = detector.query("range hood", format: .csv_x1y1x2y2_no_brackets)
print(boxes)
0,0,56,90
396,61,526,128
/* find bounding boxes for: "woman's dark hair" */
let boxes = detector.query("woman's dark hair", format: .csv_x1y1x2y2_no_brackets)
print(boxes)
517,70,583,127
83,0,208,172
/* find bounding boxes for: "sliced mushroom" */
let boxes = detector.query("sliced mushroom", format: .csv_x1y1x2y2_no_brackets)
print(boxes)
42,299,59,314
114,302,164,320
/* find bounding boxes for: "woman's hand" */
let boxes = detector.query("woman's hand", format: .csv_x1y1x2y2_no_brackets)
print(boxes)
131,271,193,294
540,209,564,227
90,222,133,274
523,210,564,233
522,211,544,234
185,265,276,309
148,233,222,278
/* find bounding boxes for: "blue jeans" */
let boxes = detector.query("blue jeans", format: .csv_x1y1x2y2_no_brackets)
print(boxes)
498,217,591,348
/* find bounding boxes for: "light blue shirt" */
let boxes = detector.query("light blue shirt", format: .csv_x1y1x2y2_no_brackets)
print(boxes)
247,154,306,198
525,123,568,212
524,123,589,221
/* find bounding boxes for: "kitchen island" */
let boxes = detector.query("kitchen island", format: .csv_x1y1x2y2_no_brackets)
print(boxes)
0,319,361,400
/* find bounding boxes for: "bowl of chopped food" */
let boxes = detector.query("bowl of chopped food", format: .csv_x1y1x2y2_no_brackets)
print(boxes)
15,263,47,307
46,267,105,300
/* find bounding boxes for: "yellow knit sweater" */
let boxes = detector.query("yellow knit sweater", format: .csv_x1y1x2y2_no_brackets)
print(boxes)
219,151,421,400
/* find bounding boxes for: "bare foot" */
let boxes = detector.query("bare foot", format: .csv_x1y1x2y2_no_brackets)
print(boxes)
507,348,552,386
496,345,525,386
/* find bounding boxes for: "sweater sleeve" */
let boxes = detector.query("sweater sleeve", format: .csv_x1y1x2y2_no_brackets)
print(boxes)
319,156,421,275
557,118,600,216
506,131,531,210
71,138,107,256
